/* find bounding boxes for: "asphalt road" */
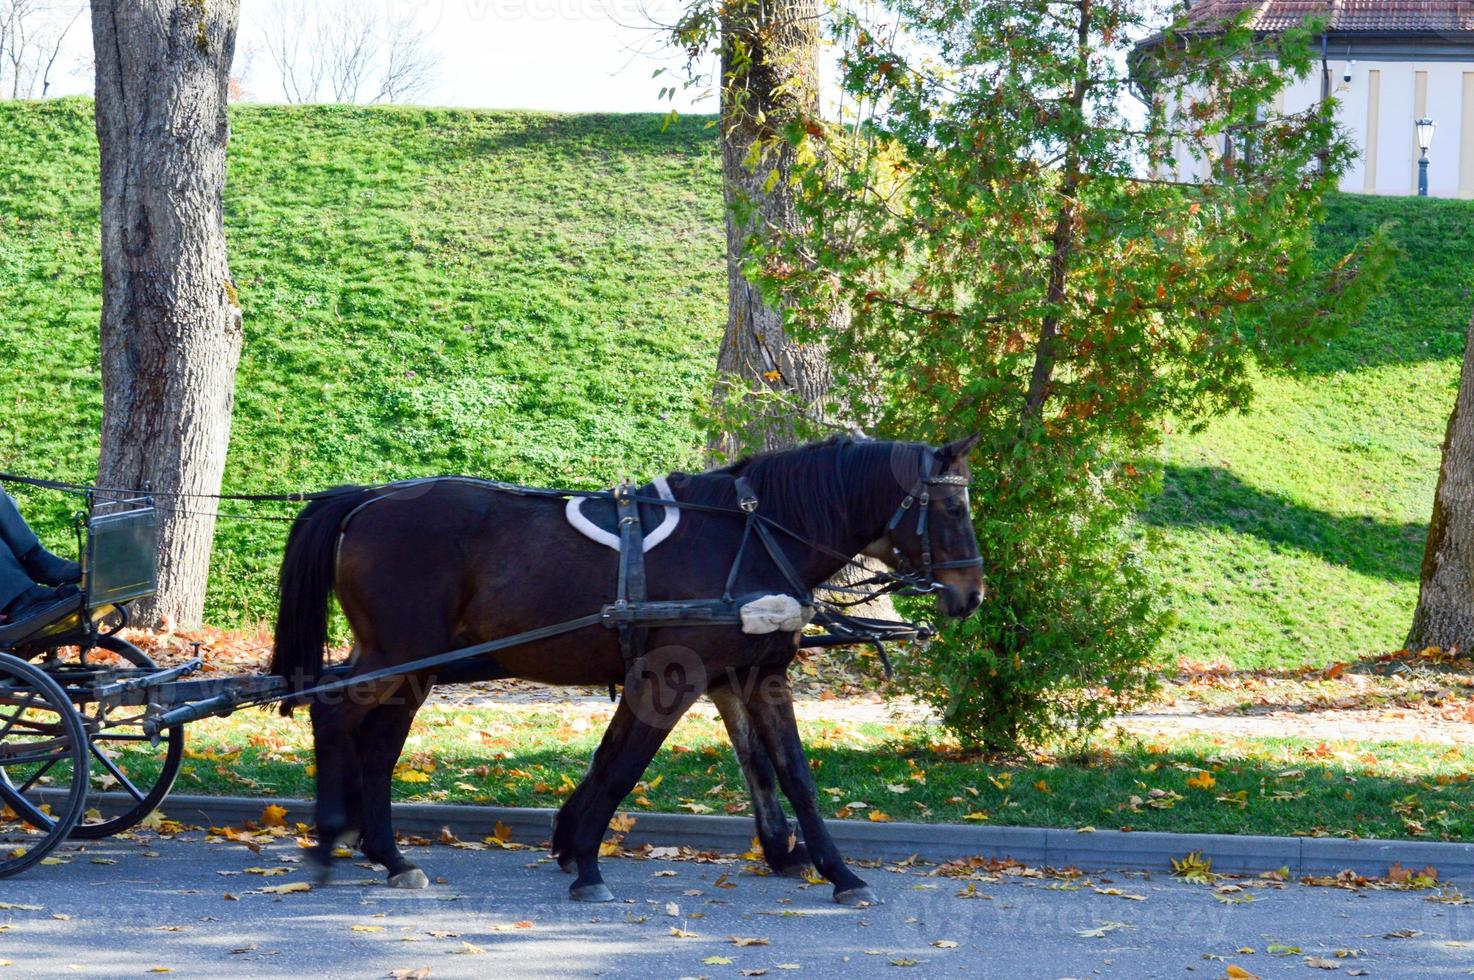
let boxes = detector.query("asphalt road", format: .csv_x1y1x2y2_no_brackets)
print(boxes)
0,832,1471,979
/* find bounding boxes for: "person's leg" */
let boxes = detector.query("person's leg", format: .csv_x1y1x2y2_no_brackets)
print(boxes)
0,491,41,560
0,491,78,586
0,543,32,612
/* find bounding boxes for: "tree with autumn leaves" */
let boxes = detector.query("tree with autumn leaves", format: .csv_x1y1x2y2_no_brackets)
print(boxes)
718,0,1392,748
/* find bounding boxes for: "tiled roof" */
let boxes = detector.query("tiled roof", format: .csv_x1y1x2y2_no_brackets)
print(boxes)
1181,0,1474,32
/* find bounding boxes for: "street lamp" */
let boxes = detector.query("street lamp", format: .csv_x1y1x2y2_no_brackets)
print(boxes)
1415,117,1436,197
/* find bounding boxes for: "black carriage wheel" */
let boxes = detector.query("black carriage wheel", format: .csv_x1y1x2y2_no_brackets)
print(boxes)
69,635,185,840
0,651,89,877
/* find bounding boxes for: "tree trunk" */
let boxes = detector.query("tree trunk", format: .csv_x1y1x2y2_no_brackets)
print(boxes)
714,0,892,617
1408,312,1474,654
713,0,839,458
91,0,243,629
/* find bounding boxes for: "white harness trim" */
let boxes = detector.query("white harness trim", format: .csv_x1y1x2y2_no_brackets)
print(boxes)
565,476,680,553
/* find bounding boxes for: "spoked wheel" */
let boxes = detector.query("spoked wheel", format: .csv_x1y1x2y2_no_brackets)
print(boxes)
0,651,89,877
70,634,184,839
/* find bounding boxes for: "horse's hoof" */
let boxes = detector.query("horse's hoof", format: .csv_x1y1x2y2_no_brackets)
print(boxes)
570,882,615,903
387,867,430,890
771,842,811,878
834,885,881,907
337,830,361,850
305,850,334,884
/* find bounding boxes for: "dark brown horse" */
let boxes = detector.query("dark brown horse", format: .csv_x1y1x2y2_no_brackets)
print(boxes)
269,435,984,905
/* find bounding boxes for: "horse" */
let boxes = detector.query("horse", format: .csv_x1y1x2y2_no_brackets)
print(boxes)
268,434,984,905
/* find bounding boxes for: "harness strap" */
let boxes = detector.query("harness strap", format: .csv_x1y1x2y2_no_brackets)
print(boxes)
731,476,812,605
613,482,650,694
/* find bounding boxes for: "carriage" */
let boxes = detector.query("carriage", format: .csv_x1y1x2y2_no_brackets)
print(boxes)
0,477,940,880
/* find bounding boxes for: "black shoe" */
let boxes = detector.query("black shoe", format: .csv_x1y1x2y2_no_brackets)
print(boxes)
1,583,78,624
21,546,81,587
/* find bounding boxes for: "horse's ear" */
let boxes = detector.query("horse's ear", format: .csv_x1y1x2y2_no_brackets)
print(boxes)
937,433,981,466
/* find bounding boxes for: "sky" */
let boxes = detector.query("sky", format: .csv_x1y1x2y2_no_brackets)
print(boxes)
44,0,733,114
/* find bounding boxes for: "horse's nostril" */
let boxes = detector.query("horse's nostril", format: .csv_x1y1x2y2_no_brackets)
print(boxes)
966,589,982,611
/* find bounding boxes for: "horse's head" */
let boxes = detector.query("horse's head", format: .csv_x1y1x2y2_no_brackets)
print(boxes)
864,434,985,619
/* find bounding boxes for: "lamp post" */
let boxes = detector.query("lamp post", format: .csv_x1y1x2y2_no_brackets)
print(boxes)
1416,117,1436,197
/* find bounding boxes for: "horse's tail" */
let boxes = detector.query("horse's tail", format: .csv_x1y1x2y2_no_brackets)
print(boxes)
269,487,376,715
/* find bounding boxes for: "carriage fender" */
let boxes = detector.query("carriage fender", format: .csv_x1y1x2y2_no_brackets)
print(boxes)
739,594,814,634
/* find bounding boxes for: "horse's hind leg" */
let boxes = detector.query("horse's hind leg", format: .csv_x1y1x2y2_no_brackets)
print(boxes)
743,669,878,906
709,684,811,878
357,680,431,889
307,697,368,880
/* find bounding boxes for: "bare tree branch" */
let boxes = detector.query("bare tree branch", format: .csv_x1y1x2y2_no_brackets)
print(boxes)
0,0,83,99
256,0,435,105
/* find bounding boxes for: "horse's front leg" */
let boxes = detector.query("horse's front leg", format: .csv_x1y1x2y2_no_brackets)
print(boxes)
744,668,878,906
710,682,811,878
557,651,698,902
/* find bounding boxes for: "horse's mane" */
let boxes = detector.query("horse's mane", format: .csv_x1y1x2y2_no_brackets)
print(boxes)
670,436,926,547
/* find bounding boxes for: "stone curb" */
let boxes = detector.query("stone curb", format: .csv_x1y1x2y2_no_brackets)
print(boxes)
107,793,1474,880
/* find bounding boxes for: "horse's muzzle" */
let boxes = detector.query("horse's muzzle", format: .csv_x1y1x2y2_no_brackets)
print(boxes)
939,584,983,619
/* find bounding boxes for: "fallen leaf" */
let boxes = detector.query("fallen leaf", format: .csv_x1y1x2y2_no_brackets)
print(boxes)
352,924,385,933
931,940,958,948
388,970,431,980
1186,771,1217,791
1303,956,1340,970
454,942,486,955
730,936,770,947
1224,967,1258,979
1076,921,1131,938
259,804,288,828
259,882,311,895
669,927,699,939
704,956,734,966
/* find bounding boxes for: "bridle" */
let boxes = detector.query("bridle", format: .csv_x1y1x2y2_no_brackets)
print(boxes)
882,450,984,594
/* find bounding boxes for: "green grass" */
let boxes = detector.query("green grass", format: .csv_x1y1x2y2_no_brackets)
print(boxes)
128,705,1473,842
2,100,1472,669
0,99,725,624
1141,195,1474,670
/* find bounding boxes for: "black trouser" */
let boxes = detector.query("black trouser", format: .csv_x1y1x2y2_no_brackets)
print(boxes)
0,490,43,610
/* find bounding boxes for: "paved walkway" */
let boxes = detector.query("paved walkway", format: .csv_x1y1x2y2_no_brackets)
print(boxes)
2,833,1471,977
428,681,1474,745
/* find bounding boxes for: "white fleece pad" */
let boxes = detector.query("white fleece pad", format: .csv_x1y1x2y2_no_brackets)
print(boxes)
565,476,680,553
740,594,814,634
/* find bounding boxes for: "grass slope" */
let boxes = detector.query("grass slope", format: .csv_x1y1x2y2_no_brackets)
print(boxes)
0,100,724,624
1,100,1471,668
1143,195,1474,669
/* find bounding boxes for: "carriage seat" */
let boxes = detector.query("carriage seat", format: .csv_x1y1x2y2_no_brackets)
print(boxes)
565,477,680,554
0,592,83,648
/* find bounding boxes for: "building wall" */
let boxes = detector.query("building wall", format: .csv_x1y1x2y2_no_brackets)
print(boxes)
1166,55,1473,198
